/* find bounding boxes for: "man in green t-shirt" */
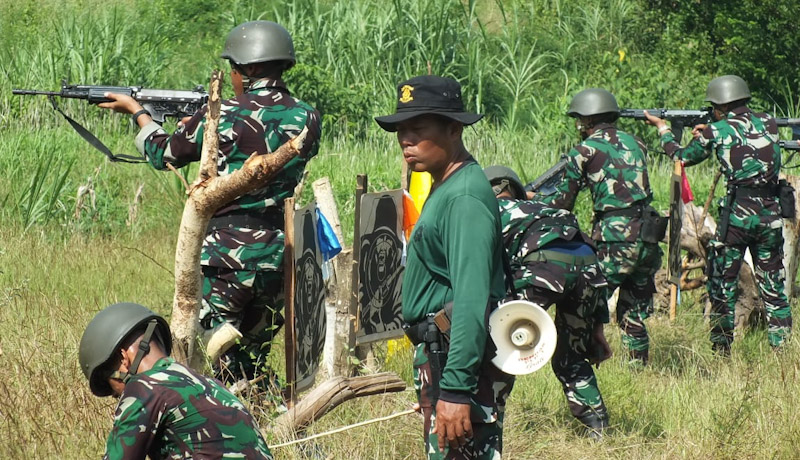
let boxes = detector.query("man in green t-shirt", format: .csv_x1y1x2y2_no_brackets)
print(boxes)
375,75,512,460
79,303,273,459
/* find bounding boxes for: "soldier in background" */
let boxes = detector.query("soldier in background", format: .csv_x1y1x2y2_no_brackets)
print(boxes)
485,165,612,438
79,303,273,459
644,75,792,353
536,88,663,366
98,21,322,385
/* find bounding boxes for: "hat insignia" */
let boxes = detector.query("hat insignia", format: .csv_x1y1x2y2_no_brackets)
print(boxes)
399,85,414,103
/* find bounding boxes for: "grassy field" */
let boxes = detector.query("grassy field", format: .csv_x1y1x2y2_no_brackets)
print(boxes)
2,0,800,458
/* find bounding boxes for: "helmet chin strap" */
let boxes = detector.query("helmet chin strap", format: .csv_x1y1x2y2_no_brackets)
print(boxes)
492,179,511,197
110,319,158,383
241,75,253,91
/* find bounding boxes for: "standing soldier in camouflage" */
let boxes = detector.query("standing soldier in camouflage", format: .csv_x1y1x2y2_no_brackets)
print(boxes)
484,165,612,438
644,75,792,353
98,21,321,384
376,75,513,459
537,88,663,366
79,303,273,459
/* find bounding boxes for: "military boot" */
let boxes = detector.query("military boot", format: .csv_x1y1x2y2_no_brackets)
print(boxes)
631,348,649,366
576,406,610,440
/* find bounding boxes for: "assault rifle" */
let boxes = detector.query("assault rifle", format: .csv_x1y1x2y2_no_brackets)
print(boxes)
619,108,711,143
524,156,567,195
13,80,208,163
621,108,800,145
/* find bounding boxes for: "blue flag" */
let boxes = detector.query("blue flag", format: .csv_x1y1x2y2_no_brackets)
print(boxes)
316,207,342,262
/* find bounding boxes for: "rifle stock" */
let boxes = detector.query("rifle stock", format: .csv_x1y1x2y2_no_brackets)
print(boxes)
524,157,567,195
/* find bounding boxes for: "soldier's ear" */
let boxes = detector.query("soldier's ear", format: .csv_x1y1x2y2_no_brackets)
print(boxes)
118,347,132,371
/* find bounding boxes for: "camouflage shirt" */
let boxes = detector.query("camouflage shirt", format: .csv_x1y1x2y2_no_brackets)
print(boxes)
660,106,782,229
135,78,321,271
537,124,653,242
498,197,590,260
498,198,606,315
104,357,272,460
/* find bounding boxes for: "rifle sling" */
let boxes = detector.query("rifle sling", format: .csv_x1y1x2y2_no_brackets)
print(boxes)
49,96,147,164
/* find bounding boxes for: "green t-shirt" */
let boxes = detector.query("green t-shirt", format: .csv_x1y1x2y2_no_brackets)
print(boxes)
402,159,506,395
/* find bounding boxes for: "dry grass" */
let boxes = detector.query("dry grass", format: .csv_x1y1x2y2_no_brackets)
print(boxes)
1,227,799,459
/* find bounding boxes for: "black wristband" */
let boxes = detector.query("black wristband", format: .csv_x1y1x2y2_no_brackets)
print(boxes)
132,109,151,125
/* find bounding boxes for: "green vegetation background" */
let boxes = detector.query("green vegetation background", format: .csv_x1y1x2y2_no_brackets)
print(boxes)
1,0,800,458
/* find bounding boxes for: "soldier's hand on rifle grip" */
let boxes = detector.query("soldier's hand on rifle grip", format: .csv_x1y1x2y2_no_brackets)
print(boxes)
98,92,143,116
642,110,667,130
691,124,708,139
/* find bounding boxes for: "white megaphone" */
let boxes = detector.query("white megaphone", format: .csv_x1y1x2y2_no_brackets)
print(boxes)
489,299,557,375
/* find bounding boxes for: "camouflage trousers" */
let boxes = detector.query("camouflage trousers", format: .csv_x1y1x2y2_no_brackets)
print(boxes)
597,240,662,365
707,223,792,348
199,266,284,383
413,344,515,459
523,259,609,430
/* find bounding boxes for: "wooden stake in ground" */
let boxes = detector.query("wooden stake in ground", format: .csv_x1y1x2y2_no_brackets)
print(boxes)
313,177,352,378
667,161,682,320
348,175,368,374
284,197,297,407
169,70,310,367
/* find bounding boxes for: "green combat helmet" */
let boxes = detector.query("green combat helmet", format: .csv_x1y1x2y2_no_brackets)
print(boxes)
705,75,751,105
484,165,526,200
79,303,171,397
567,88,620,118
221,20,296,68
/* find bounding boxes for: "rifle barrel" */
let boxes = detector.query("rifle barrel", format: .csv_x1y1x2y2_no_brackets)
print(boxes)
12,89,61,96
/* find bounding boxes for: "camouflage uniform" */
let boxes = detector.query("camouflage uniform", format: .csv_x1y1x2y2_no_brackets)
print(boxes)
660,107,792,349
537,123,662,364
413,345,514,460
498,197,609,429
135,78,321,381
104,357,272,459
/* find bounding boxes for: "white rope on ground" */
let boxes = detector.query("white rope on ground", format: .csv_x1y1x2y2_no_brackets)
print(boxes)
270,408,417,449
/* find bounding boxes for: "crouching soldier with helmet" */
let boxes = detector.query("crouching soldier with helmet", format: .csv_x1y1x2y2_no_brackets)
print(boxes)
79,303,273,459
485,165,613,438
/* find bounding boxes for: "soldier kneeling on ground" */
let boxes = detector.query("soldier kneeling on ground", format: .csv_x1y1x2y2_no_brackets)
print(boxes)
79,302,273,459
485,165,613,438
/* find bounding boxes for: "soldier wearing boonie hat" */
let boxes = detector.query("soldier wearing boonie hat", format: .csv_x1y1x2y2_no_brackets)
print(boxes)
378,75,514,459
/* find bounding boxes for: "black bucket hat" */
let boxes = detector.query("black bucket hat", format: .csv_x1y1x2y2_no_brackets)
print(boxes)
375,75,483,132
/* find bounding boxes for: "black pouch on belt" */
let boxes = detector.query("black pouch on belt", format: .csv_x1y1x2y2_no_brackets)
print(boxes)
640,206,668,244
778,179,796,218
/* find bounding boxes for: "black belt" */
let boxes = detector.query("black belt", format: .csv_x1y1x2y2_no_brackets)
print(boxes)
595,204,643,220
732,184,777,198
207,209,283,231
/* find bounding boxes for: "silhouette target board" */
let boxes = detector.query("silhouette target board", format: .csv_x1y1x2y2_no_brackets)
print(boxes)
356,190,405,344
293,202,326,391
